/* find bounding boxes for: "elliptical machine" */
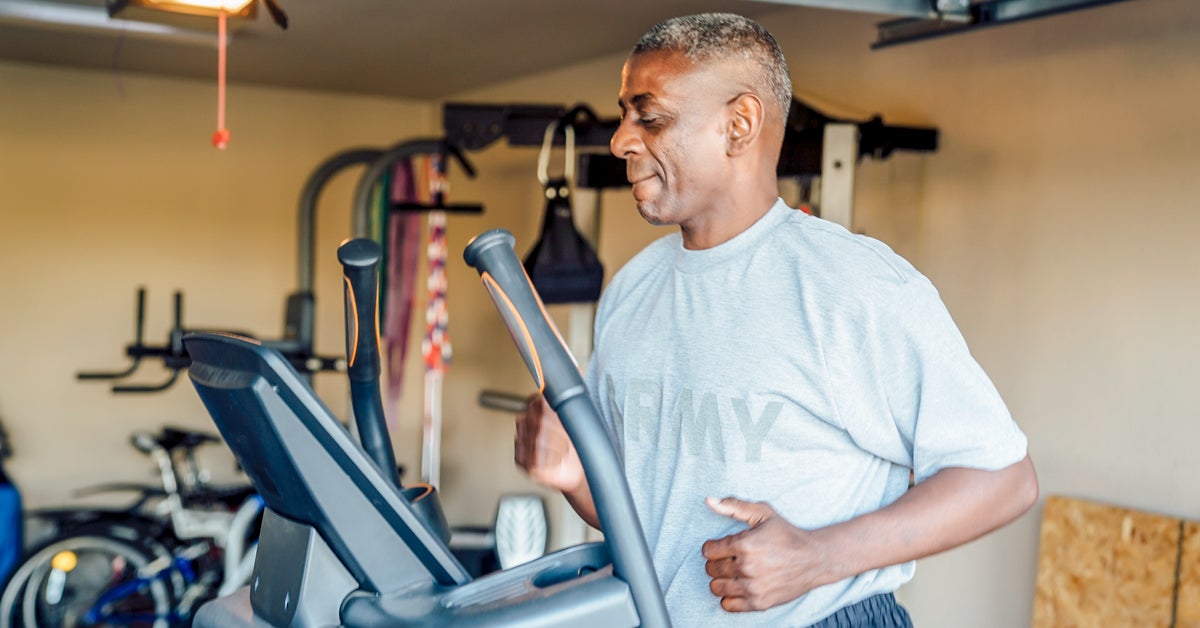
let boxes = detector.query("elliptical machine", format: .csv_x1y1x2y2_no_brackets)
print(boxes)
183,234,669,626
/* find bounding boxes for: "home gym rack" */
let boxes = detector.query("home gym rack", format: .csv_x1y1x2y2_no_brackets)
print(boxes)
79,98,937,393
441,97,939,186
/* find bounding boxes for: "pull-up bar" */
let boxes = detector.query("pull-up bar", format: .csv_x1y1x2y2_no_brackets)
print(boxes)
442,98,939,188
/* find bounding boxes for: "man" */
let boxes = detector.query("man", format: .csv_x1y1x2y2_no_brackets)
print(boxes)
515,13,1037,627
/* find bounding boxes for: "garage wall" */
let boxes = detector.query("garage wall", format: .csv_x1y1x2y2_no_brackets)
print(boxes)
439,1,1200,626
0,61,436,506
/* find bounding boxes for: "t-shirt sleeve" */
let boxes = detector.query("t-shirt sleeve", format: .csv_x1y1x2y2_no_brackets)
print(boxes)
825,273,1028,484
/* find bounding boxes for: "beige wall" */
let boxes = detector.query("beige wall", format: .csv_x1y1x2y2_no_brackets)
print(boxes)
3,0,1199,625
0,61,436,504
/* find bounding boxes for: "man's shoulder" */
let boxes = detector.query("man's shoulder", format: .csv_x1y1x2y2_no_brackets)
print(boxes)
776,212,923,287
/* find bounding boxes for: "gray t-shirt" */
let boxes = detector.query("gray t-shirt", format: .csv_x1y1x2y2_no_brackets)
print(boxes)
586,199,1028,626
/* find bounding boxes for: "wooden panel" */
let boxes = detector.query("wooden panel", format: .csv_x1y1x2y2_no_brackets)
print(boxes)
1178,522,1200,628
1033,495,1180,628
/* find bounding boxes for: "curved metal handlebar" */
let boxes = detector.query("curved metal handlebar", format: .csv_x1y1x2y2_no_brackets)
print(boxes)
463,229,672,628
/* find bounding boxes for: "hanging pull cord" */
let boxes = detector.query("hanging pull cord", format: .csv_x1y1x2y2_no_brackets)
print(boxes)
211,9,230,150
536,119,575,188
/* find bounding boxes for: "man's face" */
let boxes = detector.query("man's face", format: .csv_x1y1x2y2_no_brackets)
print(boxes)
611,50,735,227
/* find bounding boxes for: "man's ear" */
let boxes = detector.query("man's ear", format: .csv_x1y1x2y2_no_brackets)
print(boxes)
726,93,765,156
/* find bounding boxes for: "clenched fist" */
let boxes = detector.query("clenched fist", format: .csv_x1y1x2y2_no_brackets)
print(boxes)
514,395,586,493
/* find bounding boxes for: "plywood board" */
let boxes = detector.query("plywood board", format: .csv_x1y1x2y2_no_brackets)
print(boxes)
1033,495,1181,628
1177,522,1200,628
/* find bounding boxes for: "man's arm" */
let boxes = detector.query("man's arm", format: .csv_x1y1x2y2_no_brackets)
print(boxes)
702,454,1039,612
514,395,600,529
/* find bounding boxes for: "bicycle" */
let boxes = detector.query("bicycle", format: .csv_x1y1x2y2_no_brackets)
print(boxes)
0,426,262,628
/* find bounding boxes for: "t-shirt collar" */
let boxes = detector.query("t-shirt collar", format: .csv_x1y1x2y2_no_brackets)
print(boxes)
674,197,791,273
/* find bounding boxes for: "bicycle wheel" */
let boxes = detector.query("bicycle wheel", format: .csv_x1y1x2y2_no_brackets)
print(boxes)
1,533,173,628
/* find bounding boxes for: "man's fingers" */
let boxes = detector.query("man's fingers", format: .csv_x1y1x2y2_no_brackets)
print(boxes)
701,534,737,560
514,393,548,460
708,576,746,598
513,394,584,493
718,595,754,613
514,396,535,471
709,578,761,612
704,556,739,578
710,576,766,613
705,496,774,527
703,499,777,613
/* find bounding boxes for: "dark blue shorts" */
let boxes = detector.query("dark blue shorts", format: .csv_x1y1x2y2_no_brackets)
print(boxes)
806,592,913,628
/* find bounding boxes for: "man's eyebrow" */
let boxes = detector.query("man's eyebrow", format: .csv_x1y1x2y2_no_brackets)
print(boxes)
618,93,655,110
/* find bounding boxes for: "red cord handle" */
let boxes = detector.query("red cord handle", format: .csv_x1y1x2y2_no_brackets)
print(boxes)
211,9,230,150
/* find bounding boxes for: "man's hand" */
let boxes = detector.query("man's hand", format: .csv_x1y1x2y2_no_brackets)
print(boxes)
515,395,585,493
514,395,599,528
702,457,1039,613
702,497,832,612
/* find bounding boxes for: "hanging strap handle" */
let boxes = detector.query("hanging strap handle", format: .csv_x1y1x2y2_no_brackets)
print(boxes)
537,119,575,187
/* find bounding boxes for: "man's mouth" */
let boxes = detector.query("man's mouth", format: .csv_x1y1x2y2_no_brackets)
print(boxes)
630,174,660,201
628,173,656,186
628,172,657,188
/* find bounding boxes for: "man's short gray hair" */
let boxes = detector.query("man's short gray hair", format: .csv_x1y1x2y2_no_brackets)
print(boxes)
632,13,792,118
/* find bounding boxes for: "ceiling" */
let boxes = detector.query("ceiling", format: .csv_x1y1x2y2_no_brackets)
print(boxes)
0,0,852,100
0,0,1151,100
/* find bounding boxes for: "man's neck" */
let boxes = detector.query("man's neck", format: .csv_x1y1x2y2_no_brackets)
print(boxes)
679,183,778,250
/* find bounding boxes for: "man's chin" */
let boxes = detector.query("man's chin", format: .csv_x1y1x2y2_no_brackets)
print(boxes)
635,201,669,226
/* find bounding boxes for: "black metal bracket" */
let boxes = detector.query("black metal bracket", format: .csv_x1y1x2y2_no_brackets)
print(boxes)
444,99,939,188
443,103,627,190
384,139,483,214
779,98,939,178
79,288,344,394
443,103,618,151
391,202,483,214
872,0,1133,49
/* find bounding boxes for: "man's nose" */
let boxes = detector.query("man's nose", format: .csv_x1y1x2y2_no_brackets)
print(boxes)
610,119,640,159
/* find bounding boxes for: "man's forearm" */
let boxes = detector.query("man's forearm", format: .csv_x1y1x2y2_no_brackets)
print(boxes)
564,480,601,530
811,455,1038,587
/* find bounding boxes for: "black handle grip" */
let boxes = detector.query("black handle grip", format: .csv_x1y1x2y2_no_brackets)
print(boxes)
337,238,401,488
463,229,672,628
338,239,384,382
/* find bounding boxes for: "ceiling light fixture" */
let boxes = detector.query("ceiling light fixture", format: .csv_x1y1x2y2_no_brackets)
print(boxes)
104,0,287,150
0,0,221,47
107,0,256,150
105,0,257,20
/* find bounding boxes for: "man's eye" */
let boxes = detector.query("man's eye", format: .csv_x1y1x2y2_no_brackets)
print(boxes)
640,117,659,127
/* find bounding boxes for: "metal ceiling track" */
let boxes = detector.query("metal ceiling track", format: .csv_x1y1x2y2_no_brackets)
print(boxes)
871,0,1137,48
747,0,948,18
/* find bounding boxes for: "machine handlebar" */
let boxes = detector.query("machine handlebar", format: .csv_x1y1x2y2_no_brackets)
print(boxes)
337,238,401,488
463,228,672,628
